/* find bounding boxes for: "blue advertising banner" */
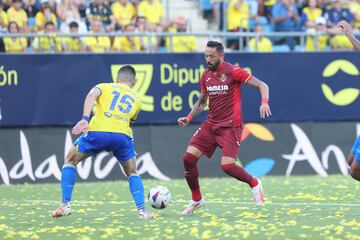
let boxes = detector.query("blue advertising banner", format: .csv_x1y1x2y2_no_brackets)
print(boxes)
0,52,359,126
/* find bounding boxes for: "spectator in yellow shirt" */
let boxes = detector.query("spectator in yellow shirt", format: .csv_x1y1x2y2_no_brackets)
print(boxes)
32,21,62,52
227,0,250,49
3,21,27,52
337,20,360,52
111,0,136,30
350,0,360,29
63,21,86,52
227,0,250,31
34,2,57,31
166,16,197,52
86,20,111,52
113,23,143,52
300,0,322,29
330,34,354,50
7,0,29,31
306,17,330,51
138,0,164,26
248,25,273,52
0,1,8,30
134,16,160,52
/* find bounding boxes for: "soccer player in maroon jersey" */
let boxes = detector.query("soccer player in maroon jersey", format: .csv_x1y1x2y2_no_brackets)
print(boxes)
177,41,272,215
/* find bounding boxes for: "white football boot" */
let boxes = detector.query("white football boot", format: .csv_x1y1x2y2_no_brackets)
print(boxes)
138,209,154,219
51,202,72,218
251,179,265,206
181,198,205,215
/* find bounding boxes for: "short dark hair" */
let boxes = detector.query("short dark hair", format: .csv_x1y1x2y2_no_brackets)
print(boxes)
69,21,79,29
206,41,224,53
117,65,136,83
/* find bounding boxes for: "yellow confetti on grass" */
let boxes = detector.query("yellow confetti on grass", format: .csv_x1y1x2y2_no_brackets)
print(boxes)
287,208,301,215
200,230,213,239
285,220,297,226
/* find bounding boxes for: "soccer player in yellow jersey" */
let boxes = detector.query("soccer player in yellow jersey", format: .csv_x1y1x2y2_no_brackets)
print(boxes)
51,65,154,220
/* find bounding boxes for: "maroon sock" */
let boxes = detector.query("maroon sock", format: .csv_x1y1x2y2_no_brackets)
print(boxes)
183,152,202,201
221,163,257,187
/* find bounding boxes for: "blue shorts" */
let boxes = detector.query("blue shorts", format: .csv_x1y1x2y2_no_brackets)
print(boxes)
74,131,136,162
351,135,360,164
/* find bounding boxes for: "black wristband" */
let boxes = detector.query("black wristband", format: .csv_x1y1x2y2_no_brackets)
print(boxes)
81,115,90,122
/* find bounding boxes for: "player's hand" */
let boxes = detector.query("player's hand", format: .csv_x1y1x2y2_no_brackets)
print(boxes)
260,103,272,118
337,21,351,34
72,119,89,135
177,117,190,127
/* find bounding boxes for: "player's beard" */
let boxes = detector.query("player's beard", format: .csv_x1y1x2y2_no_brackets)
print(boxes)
207,59,220,72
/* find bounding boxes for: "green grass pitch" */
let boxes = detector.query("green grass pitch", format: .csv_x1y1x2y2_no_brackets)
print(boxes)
1,176,360,240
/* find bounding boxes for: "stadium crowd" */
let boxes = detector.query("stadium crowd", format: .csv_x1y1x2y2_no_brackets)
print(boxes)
207,0,360,51
0,0,358,53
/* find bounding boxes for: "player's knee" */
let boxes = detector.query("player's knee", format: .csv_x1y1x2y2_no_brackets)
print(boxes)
123,166,137,177
64,157,76,165
183,152,199,170
221,163,235,173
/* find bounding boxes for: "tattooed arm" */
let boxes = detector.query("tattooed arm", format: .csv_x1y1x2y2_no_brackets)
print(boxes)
246,76,272,119
177,92,208,127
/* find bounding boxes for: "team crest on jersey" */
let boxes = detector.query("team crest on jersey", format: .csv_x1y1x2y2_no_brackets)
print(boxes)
220,74,227,82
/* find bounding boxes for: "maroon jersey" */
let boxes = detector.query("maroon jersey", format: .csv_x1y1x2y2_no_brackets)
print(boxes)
200,61,252,127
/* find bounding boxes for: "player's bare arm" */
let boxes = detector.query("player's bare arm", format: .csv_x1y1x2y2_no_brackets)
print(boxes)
177,92,208,127
337,21,360,53
72,87,101,135
246,76,272,119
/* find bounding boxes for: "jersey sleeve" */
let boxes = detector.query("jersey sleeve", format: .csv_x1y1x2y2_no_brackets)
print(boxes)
200,71,207,93
232,67,252,84
351,135,360,154
93,83,105,95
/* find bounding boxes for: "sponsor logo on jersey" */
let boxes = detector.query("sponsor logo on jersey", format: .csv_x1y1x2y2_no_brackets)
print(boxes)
104,112,113,118
206,85,229,92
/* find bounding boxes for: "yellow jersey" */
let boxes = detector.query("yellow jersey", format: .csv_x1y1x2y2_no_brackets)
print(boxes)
248,37,273,52
32,32,62,52
138,0,164,24
7,7,28,28
111,1,136,26
306,34,329,51
302,7,322,23
0,10,8,28
3,37,27,52
112,36,142,52
88,83,141,137
34,11,57,31
86,34,111,52
227,0,250,30
63,37,83,52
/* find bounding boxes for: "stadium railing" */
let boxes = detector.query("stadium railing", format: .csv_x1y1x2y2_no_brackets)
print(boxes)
0,31,357,53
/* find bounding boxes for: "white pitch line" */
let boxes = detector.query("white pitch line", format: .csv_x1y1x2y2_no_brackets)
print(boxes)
1,200,360,207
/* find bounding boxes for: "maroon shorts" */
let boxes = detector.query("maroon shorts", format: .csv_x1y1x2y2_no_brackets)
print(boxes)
189,120,242,159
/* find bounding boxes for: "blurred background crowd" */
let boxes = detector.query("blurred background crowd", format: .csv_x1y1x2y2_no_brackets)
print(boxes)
0,0,358,53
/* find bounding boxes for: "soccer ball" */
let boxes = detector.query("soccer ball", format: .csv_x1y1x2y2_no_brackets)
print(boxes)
147,186,171,209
